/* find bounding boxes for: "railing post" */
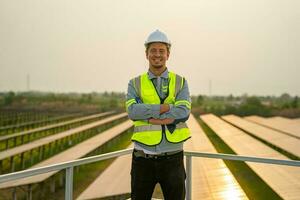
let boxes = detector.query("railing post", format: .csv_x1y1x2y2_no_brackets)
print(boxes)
27,184,32,200
185,154,192,200
65,166,74,200
12,187,17,200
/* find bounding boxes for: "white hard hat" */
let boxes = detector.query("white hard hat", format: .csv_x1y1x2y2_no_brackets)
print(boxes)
144,29,171,47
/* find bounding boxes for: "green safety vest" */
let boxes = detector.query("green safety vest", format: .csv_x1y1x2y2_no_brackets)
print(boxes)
126,71,191,146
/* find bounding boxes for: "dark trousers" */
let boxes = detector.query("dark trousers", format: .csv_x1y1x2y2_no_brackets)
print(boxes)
131,150,186,200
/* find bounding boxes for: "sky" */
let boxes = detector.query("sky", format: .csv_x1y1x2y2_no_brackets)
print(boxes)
0,0,299,96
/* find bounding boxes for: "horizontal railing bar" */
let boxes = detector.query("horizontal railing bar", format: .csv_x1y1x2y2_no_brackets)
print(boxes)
1,149,299,184
0,148,133,184
185,151,300,167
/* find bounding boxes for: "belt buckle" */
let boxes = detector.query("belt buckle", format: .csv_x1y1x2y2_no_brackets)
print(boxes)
145,153,159,159
135,149,180,159
134,150,145,158
145,154,154,159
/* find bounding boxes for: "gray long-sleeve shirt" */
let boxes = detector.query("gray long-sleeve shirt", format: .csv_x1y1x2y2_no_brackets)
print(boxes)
126,68,191,154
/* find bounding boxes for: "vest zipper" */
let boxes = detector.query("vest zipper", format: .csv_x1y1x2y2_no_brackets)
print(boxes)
150,78,170,135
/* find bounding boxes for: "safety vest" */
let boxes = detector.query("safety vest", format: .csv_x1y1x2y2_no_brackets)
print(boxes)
126,71,191,146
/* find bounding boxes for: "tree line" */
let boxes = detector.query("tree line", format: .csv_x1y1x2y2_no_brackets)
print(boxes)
1,91,299,118
192,93,299,118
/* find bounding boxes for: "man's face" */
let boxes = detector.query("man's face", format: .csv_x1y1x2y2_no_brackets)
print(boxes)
146,42,170,69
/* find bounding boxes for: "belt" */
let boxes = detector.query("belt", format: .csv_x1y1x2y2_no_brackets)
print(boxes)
133,149,182,159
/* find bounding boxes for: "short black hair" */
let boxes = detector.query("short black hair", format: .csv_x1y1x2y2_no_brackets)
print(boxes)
145,42,171,54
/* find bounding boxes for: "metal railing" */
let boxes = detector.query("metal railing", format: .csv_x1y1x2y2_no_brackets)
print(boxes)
0,148,300,200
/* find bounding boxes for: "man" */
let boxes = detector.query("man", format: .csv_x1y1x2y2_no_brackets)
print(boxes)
126,29,191,200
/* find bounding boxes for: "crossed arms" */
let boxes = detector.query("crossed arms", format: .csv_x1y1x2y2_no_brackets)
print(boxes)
126,79,191,125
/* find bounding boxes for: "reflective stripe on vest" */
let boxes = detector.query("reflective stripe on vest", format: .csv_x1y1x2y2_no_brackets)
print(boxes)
131,71,191,146
174,100,191,110
125,98,137,111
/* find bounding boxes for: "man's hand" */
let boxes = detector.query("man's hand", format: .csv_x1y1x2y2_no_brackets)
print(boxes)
160,104,170,114
149,118,174,125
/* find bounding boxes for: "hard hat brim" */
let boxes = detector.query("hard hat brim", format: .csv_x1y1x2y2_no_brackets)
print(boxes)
144,41,171,47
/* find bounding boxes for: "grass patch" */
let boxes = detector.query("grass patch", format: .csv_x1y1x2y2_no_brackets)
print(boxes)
197,118,282,200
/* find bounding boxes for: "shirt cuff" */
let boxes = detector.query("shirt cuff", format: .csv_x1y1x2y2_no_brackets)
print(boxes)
151,104,161,119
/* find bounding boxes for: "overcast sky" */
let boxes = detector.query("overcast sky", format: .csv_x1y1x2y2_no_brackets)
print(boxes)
0,0,299,96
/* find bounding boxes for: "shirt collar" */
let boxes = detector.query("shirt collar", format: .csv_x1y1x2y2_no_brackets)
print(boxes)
147,68,169,80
